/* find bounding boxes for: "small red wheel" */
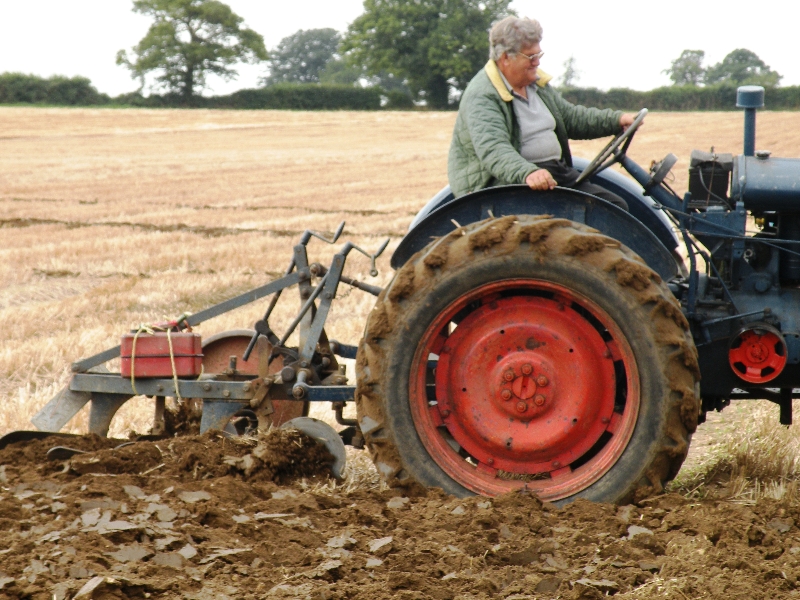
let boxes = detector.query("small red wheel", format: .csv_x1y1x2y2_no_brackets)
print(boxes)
202,330,307,426
728,326,787,384
409,280,640,500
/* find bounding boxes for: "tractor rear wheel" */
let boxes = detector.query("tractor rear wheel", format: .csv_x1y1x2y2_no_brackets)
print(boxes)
355,216,700,503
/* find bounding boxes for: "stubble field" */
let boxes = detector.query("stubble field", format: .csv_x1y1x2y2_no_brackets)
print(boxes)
5,106,800,599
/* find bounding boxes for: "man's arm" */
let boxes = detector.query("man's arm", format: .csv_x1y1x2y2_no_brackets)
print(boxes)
546,87,625,140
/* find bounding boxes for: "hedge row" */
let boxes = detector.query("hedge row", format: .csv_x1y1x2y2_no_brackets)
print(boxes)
115,84,386,110
6,72,800,111
561,84,800,111
0,74,393,110
0,73,109,105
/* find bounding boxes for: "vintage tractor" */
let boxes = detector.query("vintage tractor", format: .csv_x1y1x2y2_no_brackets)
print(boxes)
9,85,796,505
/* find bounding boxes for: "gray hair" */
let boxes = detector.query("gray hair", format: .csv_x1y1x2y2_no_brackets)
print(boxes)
489,17,543,60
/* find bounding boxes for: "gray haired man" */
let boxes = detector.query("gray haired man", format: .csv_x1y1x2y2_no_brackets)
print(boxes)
448,16,638,208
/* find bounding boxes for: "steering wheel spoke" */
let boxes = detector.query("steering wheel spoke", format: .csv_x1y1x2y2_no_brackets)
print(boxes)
575,108,648,184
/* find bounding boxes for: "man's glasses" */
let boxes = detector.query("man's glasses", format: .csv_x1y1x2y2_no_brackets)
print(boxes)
517,50,544,62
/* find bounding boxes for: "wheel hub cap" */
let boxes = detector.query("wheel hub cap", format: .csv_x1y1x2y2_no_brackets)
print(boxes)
410,279,641,500
435,294,617,474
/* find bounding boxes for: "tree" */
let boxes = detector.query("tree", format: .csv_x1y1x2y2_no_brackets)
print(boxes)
341,0,512,109
117,0,267,101
704,48,781,87
264,28,341,85
560,56,580,88
319,59,363,86
663,49,705,86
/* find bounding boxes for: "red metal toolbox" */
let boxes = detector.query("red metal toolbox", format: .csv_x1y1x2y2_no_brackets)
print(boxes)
120,331,203,378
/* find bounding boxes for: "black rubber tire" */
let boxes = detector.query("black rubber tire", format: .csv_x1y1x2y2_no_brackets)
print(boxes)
355,215,701,504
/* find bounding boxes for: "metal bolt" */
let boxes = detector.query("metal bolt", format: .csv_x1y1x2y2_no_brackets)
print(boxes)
223,390,231,398
300,361,309,368
441,409,451,418
552,461,561,468
501,389,512,401
521,364,533,376
242,382,251,392
324,292,333,300
601,416,610,424
156,384,163,392
603,348,612,359
203,383,211,391
534,394,546,406
281,366,296,382
486,458,494,465
536,375,549,387
516,401,528,413
503,369,515,382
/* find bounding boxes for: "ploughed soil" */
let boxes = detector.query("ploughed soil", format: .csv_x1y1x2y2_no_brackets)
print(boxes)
3,430,800,600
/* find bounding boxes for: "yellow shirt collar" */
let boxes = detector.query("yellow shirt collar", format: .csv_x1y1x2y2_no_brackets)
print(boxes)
484,59,552,102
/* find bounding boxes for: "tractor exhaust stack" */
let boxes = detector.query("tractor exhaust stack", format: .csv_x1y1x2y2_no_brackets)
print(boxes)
737,85,765,157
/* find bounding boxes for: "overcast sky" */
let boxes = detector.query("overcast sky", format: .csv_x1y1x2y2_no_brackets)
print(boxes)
1,0,796,98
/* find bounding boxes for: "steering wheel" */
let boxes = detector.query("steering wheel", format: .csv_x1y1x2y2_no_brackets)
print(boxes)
575,108,648,184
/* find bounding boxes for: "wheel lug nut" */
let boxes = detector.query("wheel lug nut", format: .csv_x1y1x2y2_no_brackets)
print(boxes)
521,364,533,375
516,401,528,413
536,375,548,387
501,389,512,401
503,369,515,382
534,394,546,406
487,458,495,465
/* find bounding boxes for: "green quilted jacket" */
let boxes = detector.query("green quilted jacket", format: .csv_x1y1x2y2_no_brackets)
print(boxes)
448,60,624,198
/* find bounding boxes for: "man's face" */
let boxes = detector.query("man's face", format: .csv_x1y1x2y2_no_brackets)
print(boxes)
499,42,542,90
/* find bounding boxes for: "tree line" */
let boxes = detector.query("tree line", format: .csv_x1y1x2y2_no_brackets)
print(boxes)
1,0,796,110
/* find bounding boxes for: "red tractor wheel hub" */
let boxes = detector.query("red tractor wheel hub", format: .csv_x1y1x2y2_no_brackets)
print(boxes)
410,280,640,500
728,327,787,383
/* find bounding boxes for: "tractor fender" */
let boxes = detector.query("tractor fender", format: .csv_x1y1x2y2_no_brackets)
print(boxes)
391,184,679,282
407,159,679,257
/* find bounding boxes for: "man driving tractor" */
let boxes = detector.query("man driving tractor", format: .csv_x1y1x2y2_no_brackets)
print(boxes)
448,16,638,209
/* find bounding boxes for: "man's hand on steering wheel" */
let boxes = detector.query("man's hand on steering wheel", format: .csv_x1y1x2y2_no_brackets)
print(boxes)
619,112,639,131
